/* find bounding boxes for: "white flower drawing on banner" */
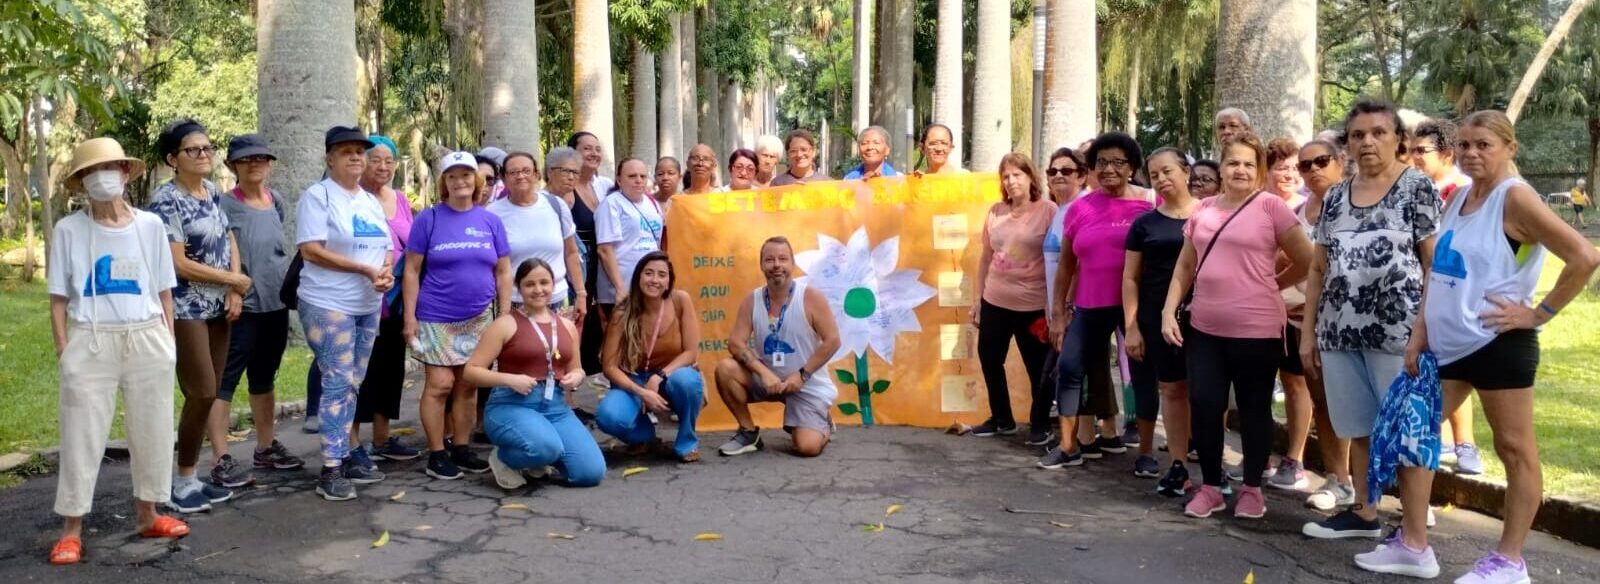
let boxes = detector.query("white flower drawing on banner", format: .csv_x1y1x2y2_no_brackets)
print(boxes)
795,227,936,425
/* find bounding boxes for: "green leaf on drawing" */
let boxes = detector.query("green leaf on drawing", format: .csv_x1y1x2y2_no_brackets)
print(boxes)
838,402,860,415
871,380,890,394
835,369,856,384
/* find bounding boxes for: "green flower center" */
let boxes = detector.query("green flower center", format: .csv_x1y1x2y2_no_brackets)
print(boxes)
844,287,877,319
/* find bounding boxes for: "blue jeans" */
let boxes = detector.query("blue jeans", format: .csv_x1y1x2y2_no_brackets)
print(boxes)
297,301,379,464
484,386,605,487
595,369,704,458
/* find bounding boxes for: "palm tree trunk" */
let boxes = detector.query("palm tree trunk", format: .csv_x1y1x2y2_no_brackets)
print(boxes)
1216,0,1316,143
970,0,1012,170
934,0,964,167
446,0,484,146
721,80,741,151
680,11,699,152
1507,0,1595,123
482,0,540,153
875,0,913,168
852,0,873,136
1124,41,1141,135
660,15,684,159
632,42,659,163
573,0,616,176
257,0,359,229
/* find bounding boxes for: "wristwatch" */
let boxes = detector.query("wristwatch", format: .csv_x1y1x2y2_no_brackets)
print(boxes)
798,367,812,382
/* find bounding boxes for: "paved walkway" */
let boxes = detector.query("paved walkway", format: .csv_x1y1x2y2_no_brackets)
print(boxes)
2,389,1597,583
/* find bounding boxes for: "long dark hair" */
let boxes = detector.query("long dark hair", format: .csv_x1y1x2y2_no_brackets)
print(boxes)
619,251,674,371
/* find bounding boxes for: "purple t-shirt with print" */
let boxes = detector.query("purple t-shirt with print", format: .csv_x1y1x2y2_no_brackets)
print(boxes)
407,204,509,322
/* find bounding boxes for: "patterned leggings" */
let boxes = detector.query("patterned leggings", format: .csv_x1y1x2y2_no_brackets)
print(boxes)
298,301,379,466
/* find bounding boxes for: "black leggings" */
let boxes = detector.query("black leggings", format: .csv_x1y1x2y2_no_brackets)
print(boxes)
1054,306,1123,420
976,301,1051,428
1186,328,1280,487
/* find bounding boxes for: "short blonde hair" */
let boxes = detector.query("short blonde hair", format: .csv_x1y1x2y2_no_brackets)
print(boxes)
756,134,784,156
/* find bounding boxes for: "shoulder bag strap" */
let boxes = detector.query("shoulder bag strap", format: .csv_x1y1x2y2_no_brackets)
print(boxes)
1192,192,1264,279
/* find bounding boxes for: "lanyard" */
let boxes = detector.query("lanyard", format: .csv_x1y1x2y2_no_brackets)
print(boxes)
623,195,663,242
642,302,668,367
763,282,796,335
525,311,560,400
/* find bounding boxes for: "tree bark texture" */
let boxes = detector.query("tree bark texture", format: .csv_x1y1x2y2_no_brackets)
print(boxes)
573,0,616,177
934,0,964,167
482,0,541,154
971,0,1013,171
1216,0,1317,144
257,0,359,231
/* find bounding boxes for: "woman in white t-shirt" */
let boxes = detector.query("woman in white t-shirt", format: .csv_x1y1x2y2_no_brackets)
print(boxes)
47,138,187,565
595,158,664,317
488,151,587,321
294,126,395,502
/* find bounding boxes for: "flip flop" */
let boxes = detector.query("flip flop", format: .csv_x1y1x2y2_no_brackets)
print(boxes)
138,516,190,539
49,535,81,565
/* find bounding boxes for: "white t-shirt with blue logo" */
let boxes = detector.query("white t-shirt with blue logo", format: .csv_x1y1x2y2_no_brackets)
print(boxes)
594,191,663,304
47,209,178,324
1041,201,1073,322
295,178,393,315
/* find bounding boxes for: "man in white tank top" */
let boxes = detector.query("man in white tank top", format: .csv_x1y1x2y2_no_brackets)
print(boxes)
713,237,843,457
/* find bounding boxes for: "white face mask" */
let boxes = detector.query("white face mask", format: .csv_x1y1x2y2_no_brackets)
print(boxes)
83,169,125,201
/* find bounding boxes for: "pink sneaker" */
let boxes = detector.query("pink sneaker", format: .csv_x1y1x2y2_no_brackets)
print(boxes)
1235,485,1267,518
1184,485,1227,518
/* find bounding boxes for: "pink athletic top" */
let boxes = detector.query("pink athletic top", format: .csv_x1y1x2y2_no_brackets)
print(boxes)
1184,193,1301,339
1061,190,1153,309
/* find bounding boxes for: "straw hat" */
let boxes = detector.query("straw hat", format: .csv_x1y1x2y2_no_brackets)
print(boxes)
65,137,146,193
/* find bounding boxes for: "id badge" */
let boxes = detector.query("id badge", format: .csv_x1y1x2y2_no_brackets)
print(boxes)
772,352,786,368
543,377,556,401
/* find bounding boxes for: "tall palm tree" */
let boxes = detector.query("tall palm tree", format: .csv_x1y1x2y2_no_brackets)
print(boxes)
970,0,1012,171
574,0,616,176
257,0,359,226
660,14,685,159
482,0,539,153
632,42,659,163
1042,0,1098,153
1507,0,1595,122
680,11,698,152
1216,0,1316,143
875,0,913,167
445,0,484,146
934,0,964,167
851,0,872,135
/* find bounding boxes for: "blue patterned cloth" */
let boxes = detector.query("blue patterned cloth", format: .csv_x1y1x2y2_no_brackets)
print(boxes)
147,180,232,320
1367,351,1442,504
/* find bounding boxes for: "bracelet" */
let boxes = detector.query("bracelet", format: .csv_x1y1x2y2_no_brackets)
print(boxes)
1537,302,1559,318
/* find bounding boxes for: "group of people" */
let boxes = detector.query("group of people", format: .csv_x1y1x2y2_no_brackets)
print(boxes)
42,101,1596,584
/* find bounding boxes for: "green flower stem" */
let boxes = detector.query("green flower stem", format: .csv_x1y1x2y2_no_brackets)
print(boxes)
855,353,874,426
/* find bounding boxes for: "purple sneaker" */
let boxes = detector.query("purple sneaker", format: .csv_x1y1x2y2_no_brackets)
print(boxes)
1452,552,1530,584
1355,528,1440,579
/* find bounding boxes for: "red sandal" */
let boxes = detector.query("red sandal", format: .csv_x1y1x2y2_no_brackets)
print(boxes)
138,516,190,539
49,535,82,565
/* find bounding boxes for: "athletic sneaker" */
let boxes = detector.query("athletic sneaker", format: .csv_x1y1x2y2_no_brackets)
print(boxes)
1077,439,1105,460
349,445,379,472
487,446,527,490
166,485,211,514
1267,458,1308,490
970,420,1018,437
426,450,463,480
316,465,356,501
1354,529,1441,579
718,428,764,456
1302,507,1383,539
1133,455,1160,478
1454,443,1486,475
1037,447,1084,469
200,482,233,504
1225,466,1245,483
344,452,385,485
1306,479,1356,511
253,440,306,470
302,415,319,434
1220,477,1235,498
1184,485,1227,518
1024,429,1057,447
451,445,490,474
1234,485,1266,519
208,454,254,488
1187,449,1199,463
1156,462,1191,497
1120,423,1141,447
1094,435,1128,454
1453,552,1531,584
373,437,421,461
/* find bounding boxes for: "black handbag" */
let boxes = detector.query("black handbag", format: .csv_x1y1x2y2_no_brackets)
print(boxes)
1176,192,1262,329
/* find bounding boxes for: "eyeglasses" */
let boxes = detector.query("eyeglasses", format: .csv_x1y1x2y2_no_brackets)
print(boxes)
484,176,500,185
1296,155,1337,173
506,168,537,178
1045,167,1082,177
1094,158,1131,170
181,146,216,159
1189,176,1219,186
1408,146,1439,156
550,167,579,175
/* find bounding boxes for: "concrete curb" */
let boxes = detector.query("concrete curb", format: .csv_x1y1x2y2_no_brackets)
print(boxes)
1266,419,1600,549
17,399,310,469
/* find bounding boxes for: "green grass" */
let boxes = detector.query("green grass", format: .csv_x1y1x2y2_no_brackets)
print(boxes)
0,277,311,457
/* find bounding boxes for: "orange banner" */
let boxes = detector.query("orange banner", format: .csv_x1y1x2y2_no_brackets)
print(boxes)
666,174,1042,430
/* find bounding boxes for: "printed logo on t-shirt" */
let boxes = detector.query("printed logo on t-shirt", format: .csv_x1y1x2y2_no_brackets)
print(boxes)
1042,232,1062,254
1432,230,1468,280
83,255,143,296
464,226,491,238
762,334,797,357
638,216,663,239
352,214,387,238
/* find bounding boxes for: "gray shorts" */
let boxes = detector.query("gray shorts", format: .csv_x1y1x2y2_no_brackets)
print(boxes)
1319,349,1406,439
745,373,834,437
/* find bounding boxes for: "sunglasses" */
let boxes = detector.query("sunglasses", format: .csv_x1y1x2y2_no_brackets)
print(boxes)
1296,155,1337,173
1408,146,1439,156
1045,167,1082,177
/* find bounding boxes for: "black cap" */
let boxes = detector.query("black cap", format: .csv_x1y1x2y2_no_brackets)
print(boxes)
324,125,374,152
226,134,276,163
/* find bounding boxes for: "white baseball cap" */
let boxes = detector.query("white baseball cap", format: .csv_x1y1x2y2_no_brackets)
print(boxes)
439,151,477,175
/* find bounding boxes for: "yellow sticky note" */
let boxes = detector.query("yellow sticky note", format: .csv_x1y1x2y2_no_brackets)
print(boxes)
940,375,980,413
931,214,969,250
937,272,971,307
939,324,974,360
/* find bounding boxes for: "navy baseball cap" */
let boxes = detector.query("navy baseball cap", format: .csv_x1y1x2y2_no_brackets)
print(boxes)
325,125,374,152
226,134,275,162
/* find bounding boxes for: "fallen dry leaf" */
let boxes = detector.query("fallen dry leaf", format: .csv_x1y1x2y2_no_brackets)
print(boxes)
414,525,432,532
692,533,723,541
1048,521,1072,528
371,530,390,548
862,522,885,533
1440,503,1455,513
500,503,532,512
885,504,903,517
622,466,648,478
1243,569,1254,584
389,428,416,437
945,422,972,435
389,490,406,501
546,532,577,540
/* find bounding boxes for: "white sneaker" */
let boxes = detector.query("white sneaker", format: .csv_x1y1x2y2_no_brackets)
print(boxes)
1453,552,1531,584
487,446,527,490
1306,478,1356,511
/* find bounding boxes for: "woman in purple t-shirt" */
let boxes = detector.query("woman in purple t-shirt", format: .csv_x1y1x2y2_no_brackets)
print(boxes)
404,151,512,481
1040,133,1154,470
